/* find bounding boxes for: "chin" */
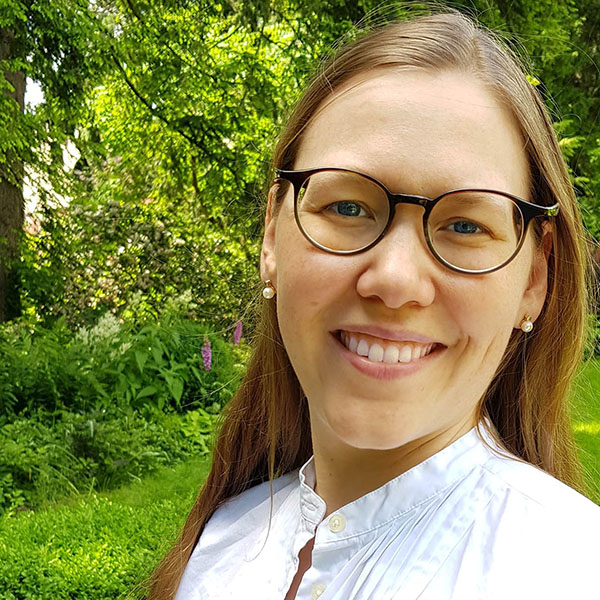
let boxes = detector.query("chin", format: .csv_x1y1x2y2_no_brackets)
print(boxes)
328,414,417,451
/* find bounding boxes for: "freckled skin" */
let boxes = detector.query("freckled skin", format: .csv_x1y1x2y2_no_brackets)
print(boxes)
261,69,550,511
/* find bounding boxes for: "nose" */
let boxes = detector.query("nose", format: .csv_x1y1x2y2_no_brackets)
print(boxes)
355,208,437,309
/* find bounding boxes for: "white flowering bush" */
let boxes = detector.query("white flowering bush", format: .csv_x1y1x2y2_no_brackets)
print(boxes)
19,193,259,332
0,297,246,419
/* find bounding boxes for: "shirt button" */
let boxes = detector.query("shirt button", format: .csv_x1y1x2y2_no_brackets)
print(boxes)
311,583,326,599
328,513,346,533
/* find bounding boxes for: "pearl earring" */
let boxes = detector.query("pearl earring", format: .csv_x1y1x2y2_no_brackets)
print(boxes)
520,314,533,333
262,280,275,299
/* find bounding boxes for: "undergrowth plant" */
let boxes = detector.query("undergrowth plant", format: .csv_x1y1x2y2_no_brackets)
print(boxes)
0,292,247,420
0,291,249,515
0,407,217,515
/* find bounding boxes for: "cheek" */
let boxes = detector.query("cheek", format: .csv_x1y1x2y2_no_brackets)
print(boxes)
274,209,354,315
273,214,328,346
446,269,527,353
275,228,326,313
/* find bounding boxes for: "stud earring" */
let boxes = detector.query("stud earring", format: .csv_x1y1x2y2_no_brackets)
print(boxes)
520,314,534,333
262,280,275,299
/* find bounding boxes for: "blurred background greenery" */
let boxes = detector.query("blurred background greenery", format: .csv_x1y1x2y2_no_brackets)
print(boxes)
1,0,599,598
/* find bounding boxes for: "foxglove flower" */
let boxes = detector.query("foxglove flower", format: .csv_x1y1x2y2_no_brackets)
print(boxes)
233,320,243,345
201,338,212,371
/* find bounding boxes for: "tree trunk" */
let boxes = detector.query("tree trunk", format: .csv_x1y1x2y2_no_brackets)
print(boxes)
0,27,25,323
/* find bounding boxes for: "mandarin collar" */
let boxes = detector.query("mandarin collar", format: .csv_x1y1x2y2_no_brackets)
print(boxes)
298,425,500,537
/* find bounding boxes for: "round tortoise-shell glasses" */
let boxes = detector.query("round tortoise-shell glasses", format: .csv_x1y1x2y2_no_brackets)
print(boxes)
274,167,559,275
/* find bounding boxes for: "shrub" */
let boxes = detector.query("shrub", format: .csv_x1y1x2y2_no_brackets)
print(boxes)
0,292,247,419
0,408,217,515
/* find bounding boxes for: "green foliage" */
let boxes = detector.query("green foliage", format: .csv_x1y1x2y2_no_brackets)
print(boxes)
0,293,245,417
0,407,216,516
0,287,244,515
0,454,210,599
0,286,243,514
0,289,244,516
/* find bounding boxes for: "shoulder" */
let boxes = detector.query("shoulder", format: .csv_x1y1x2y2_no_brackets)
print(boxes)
435,447,600,598
202,468,299,537
175,469,300,600
472,448,600,585
480,448,600,522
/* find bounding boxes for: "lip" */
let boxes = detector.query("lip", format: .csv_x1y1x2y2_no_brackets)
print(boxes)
331,329,446,381
335,325,444,345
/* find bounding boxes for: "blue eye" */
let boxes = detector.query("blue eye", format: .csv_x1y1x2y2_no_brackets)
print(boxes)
450,221,483,234
330,202,366,217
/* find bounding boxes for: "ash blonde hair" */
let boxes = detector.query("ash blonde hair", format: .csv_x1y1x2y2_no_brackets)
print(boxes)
148,11,592,598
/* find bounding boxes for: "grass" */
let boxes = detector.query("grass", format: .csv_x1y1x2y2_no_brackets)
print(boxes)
572,359,600,505
0,454,210,600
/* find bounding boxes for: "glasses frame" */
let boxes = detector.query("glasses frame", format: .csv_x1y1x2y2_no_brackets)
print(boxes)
275,167,559,275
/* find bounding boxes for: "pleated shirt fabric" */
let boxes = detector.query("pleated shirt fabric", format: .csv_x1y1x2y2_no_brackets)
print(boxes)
175,426,600,600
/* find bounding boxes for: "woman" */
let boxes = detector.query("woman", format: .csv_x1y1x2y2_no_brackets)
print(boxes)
151,11,600,600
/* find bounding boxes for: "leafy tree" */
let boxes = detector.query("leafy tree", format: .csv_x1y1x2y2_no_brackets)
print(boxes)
0,0,110,322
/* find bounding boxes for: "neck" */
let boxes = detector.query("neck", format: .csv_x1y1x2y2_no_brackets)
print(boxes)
311,419,475,517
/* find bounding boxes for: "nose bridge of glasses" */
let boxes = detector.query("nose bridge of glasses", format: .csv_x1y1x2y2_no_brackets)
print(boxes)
379,197,431,254
389,192,430,213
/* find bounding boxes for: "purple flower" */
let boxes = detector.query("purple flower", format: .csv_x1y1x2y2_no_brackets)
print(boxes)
233,320,243,345
201,338,212,371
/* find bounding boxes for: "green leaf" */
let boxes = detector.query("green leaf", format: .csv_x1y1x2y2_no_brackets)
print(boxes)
135,350,148,374
136,385,157,400
169,378,184,404
151,345,164,366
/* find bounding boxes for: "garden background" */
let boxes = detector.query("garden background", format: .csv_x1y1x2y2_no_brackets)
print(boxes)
1,0,600,598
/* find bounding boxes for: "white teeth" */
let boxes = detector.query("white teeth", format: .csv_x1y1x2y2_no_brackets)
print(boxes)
340,331,437,364
412,346,425,361
357,339,369,356
368,343,384,362
398,345,412,363
383,345,400,364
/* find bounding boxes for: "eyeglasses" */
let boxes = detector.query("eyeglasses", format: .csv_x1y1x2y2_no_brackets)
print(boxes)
274,167,559,275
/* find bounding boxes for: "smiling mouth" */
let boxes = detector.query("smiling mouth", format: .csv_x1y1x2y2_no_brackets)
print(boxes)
337,330,442,364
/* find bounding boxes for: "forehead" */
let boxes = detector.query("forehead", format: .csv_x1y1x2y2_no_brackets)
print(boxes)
294,69,530,198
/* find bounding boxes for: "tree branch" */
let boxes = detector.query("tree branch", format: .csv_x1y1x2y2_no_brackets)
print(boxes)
110,52,239,179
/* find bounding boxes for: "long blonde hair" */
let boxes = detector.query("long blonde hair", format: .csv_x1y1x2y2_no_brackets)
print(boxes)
149,11,592,598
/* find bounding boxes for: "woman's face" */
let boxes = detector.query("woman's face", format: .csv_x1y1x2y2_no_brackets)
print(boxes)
261,70,550,452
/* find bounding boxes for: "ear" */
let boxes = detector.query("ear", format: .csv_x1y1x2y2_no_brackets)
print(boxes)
515,223,553,327
260,184,279,285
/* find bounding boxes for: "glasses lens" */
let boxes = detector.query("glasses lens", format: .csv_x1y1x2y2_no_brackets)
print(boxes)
428,191,524,271
296,171,389,252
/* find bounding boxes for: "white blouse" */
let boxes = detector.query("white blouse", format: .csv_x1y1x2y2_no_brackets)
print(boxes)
176,426,600,600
